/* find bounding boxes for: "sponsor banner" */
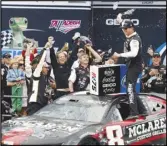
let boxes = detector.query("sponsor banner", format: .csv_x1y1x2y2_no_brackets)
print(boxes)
124,116,166,144
49,20,81,34
2,6,165,64
90,64,126,95
93,8,166,65
2,8,91,48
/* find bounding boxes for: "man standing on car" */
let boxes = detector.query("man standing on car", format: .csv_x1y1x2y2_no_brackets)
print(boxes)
113,19,147,118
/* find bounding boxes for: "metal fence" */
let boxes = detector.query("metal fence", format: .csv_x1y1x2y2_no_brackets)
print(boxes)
2,95,28,121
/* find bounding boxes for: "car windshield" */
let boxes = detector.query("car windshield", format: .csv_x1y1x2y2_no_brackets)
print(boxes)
34,95,111,123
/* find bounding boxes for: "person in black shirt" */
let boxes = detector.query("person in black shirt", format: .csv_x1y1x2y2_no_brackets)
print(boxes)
113,20,147,118
68,44,102,92
141,52,166,93
49,42,79,98
68,53,90,92
26,47,56,115
1,53,12,105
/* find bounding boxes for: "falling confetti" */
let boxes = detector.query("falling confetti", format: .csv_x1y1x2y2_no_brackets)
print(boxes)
113,1,119,10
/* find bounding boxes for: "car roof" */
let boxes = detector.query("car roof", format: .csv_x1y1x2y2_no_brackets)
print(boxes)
55,91,165,105
55,91,127,104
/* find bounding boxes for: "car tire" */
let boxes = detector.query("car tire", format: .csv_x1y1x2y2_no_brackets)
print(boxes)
79,138,100,145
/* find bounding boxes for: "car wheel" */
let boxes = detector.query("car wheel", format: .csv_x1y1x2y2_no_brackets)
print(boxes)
79,138,100,145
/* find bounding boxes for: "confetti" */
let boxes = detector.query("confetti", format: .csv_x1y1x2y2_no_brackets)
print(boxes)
113,1,119,10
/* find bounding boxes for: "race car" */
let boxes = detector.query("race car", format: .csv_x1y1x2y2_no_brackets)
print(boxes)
1,91,166,145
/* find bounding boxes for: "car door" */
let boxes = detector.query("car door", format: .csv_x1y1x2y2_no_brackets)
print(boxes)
122,94,166,145
103,95,166,145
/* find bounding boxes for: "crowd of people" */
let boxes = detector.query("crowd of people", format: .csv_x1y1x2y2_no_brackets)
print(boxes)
1,31,166,120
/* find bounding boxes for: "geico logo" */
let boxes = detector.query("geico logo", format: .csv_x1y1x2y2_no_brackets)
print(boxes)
103,83,116,88
106,19,139,26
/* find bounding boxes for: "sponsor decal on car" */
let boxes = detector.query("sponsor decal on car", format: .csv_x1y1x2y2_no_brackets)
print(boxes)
2,127,34,145
125,116,166,143
49,19,81,34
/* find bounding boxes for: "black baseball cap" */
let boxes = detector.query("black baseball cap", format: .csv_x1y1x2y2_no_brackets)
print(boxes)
121,20,134,29
2,53,11,58
153,52,160,57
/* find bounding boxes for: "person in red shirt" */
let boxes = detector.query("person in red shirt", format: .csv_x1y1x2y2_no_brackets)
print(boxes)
22,38,38,62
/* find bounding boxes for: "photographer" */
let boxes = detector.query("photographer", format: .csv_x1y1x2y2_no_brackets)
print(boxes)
141,52,166,93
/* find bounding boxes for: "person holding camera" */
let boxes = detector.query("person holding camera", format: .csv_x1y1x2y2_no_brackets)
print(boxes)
141,52,166,93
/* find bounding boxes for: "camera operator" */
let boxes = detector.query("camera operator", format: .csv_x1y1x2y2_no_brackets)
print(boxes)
141,52,166,93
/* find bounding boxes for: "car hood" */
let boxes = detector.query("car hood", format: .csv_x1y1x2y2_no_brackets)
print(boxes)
2,115,97,145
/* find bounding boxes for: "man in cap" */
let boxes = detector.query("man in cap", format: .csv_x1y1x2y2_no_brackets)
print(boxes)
26,46,56,115
113,19,147,119
1,53,12,105
141,52,166,93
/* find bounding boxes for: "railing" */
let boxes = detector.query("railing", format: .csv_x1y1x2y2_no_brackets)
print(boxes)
2,95,28,121
3,95,28,98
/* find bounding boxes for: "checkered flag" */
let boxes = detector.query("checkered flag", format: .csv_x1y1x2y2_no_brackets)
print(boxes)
1,30,13,48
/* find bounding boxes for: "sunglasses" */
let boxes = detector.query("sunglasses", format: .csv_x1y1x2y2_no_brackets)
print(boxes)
19,63,24,66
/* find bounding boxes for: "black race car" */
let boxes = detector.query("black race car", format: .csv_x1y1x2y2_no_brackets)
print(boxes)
1,91,166,145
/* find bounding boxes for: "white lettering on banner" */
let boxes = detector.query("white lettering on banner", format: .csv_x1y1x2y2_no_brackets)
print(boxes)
106,19,139,26
103,88,115,93
106,125,124,145
152,129,166,136
102,76,116,83
102,83,116,88
136,133,152,141
104,68,114,76
128,117,166,138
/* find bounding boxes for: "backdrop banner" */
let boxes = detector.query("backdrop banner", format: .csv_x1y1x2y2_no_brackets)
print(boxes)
2,4,166,65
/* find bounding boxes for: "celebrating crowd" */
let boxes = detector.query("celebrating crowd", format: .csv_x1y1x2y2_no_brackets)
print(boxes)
1,31,166,120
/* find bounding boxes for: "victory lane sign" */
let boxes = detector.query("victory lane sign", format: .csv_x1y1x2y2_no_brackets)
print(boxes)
90,64,127,95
